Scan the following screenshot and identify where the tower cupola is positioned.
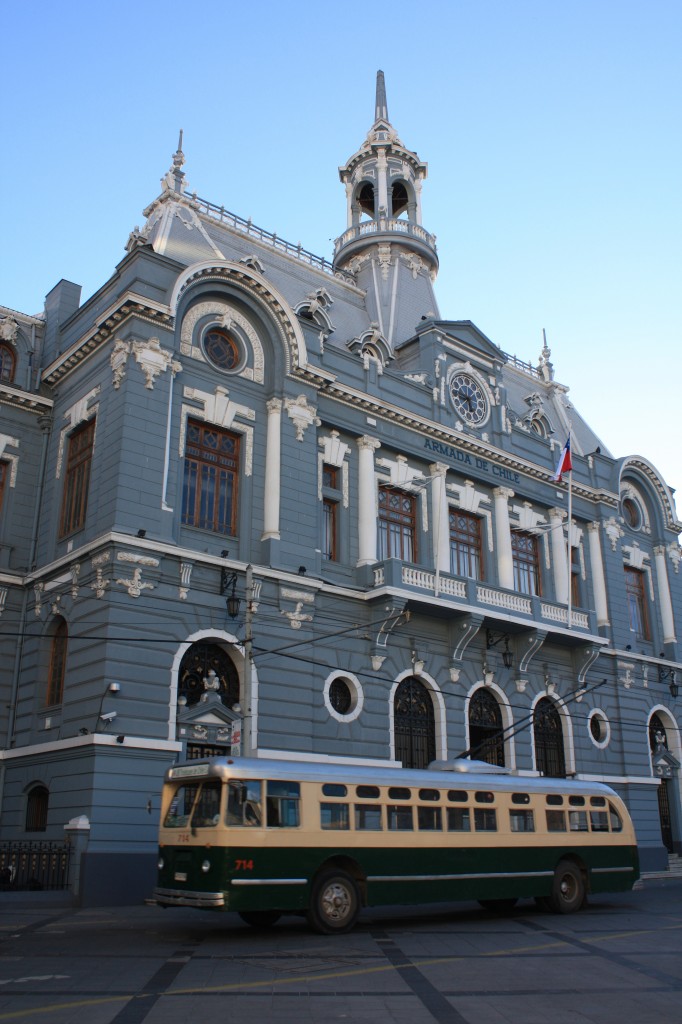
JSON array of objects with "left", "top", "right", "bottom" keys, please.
[{"left": 333, "top": 71, "right": 439, "bottom": 346}]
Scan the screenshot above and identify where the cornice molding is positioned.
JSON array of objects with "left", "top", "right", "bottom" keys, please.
[{"left": 0, "top": 382, "right": 53, "bottom": 415}]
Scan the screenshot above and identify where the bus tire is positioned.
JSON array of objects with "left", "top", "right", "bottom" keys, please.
[
  {"left": 238, "top": 910, "right": 281, "bottom": 928},
  {"left": 307, "top": 870, "right": 360, "bottom": 934},
  {"left": 547, "top": 861, "right": 585, "bottom": 914},
  {"left": 478, "top": 898, "right": 518, "bottom": 913}
]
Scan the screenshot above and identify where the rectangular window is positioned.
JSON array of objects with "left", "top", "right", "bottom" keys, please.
[
  {"left": 449, "top": 510, "right": 483, "bottom": 579},
  {"left": 546, "top": 809, "right": 567, "bottom": 832},
  {"left": 569, "top": 810, "right": 588, "bottom": 832},
  {"left": 447, "top": 807, "right": 471, "bottom": 831},
  {"left": 322, "top": 498, "right": 338, "bottom": 561},
  {"left": 590, "top": 811, "right": 610, "bottom": 832},
  {"left": 0, "top": 460, "right": 8, "bottom": 515},
  {"left": 266, "top": 780, "right": 300, "bottom": 828},
  {"left": 624, "top": 567, "right": 650, "bottom": 641},
  {"left": 226, "top": 779, "right": 262, "bottom": 826},
  {"left": 387, "top": 805, "right": 414, "bottom": 830},
  {"left": 182, "top": 419, "right": 240, "bottom": 535},
  {"left": 509, "top": 809, "right": 535, "bottom": 832},
  {"left": 321, "top": 803, "right": 350, "bottom": 830},
  {"left": 512, "top": 531, "right": 541, "bottom": 596},
  {"left": 355, "top": 804, "right": 382, "bottom": 830},
  {"left": 378, "top": 485, "right": 416, "bottom": 562},
  {"left": 570, "top": 546, "right": 582, "bottom": 608},
  {"left": 417, "top": 805, "right": 442, "bottom": 831},
  {"left": 474, "top": 808, "right": 497, "bottom": 831},
  {"left": 59, "top": 419, "right": 95, "bottom": 537}
]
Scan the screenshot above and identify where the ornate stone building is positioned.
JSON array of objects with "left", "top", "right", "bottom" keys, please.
[{"left": 1, "top": 73, "right": 680, "bottom": 903}]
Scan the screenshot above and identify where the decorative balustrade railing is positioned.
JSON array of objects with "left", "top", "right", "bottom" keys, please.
[
  {"left": 0, "top": 840, "right": 71, "bottom": 891},
  {"left": 333, "top": 218, "right": 437, "bottom": 254}
]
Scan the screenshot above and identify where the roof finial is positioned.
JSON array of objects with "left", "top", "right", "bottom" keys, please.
[
  {"left": 538, "top": 328, "right": 554, "bottom": 382},
  {"left": 375, "top": 69, "right": 388, "bottom": 124},
  {"left": 162, "top": 129, "right": 187, "bottom": 194}
]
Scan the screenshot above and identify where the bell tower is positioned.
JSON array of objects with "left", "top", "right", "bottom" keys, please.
[{"left": 333, "top": 71, "right": 440, "bottom": 347}]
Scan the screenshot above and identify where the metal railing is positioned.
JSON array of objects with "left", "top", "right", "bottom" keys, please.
[{"left": 0, "top": 840, "right": 71, "bottom": 891}]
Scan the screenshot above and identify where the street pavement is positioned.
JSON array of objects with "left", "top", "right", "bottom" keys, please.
[{"left": 0, "top": 878, "right": 681, "bottom": 1024}]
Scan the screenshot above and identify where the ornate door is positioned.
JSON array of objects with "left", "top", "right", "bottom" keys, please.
[
  {"left": 533, "top": 697, "right": 566, "bottom": 777},
  {"left": 468, "top": 688, "right": 505, "bottom": 766}
]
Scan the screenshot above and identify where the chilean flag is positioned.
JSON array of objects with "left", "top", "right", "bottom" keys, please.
[{"left": 554, "top": 435, "right": 573, "bottom": 482}]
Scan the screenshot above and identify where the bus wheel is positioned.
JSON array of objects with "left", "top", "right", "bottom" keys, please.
[
  {"left": 478, "top": 898, "right": 518, "bottom": 913},
  {"left": 238, "top": 911, "right": 281, "bottom": 928},
  {"left": 308, "top": 871, "right": 359, "bottom": 934},
  {"left": 547, "top": 861, "right": 585, "bottom": 914}
]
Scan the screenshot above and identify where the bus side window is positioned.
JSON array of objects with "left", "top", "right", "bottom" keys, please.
[
  {"left": 355, "top": 805, "right": 382, "bottom": 830},
  {"left": 546, "top": 810, "right": 566, "bottom": 832},
  {"left": 590, "top": 811, "right": 609, "bottom": 832},
  {"left": 474, "top": 809, "right": 497, "bottom": 831},
  {"left": 226, "top": 780, "right": 262, "bottom": 827},
  {"left": 417, "top": 805, "right": 442, "bottom": 831},
  {"left": 569, "top": 810, "right": 588, "bottom": 831},
  {"left": 509, "top": 809, "right": 534, "bottom": 832},
  {"left": 387, "top": 805, "right": 413, "bottom": 830},
  {"left": 266, "top": 781, "right": 300, "bottom": 828},
  {"left": 608, "top": 803, "right": 623, "bottom": 832},
  {"left": 321, "top": 803, "right": 350, "bottom": 830},
  {"left": 447, "top": 807, "right": 471, "bottom": 831}
]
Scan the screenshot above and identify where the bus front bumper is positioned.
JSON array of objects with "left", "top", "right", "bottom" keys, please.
[{"left": 153, "top": 887, "right": 225, "bottom": 909}]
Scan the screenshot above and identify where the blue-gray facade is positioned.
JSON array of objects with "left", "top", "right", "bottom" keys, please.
[{"left": 1, "top": 75, "right": 680, "bottom": 904}]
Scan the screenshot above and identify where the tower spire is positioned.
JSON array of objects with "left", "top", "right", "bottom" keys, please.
[{"left": 375, "top": 69, "right": 388, "bottom": 124}]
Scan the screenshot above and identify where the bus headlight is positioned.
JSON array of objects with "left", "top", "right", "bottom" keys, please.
[
  {"left": 201, "top": 859, "right": 211, "bottom": 873},
  {"left": 157, "top": 857, "right": 164, "bottom": 870}
]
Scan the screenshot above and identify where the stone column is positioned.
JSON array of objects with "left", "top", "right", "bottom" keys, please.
[
  {"left": 587, "top": 522, "right": 609, "bottom": 627},
  {"left": 549, "top": 507, "right": 569, "bottom": 605},
  {"left": 654, "top": 545, "right": 676, "bottom": 644},
  {"left": 262, "top": 398, "right": 282, "bottom": 540},
  {"left": 429, "top": 462, "right": 450, "bottom": 573},
  {"left": 357, "top": 435, "right": 381, "bottom": 566},
  {"left": 493, "top": 486, "right": 515, "bottom": 590}
]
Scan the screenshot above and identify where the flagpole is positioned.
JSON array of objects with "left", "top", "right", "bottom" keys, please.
[{"left": 567, "top": 464, "right": 573, "bottom": 630}]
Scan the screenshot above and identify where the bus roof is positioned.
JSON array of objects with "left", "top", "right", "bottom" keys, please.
[{"left": 165, "top": 756, "right": 621, "bottom": 799}]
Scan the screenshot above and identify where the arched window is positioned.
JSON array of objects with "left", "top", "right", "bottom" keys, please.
[
  {"left": 468, "top": 688, "right": 505, "bottom": 766},
  {"left": 649, "top": 713, "right": 674, "bottom": 853},
  {"left": 177, "top": 642, "right": 239, "bottom": 709},
  {"left": 533, "top": 697, "right": 566, "bottom": 777},
  {"left": 26, "top": 785, "right": 49, "bottom": 832},
  {"left": 0, "top": 343, "right": 16, "bottom": 384},
  {"left": 357, "top": 182, "right": 375, "bottom": 218},
  {"left": 391, "top": 181, "right": 409, "bottom": 217},
  {"left": 393, "top": 676, "right": 435, "bottom": 769},
  {"left": 46, "top": 618, "right": 68, "bottom": 706}
]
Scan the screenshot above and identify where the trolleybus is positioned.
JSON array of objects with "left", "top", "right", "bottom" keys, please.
[{"left": 153, "top": 755, "right": 639, "bottom": 933}]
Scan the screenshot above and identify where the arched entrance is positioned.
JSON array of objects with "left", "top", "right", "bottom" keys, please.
[
  {"left": 649, "top": 714, "right": 675, "bottom": 853},
  {"left": 533, "top": 697, "right": 566, "bottom": 777},
  {"left": 468, "top": 688, "right": 505, "bottom": 766},
  {"left": 393, "top": 677, "right": 436, "bottom": 769},
  {"left": 177, "top": 642, "right": 240, "bottom": 759}
]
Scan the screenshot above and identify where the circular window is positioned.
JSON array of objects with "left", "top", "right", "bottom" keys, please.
[
  {"left": 588, "top": 710, "right": 610, "bottom": 749},
  {"left": 202, "top": 327, "right": 242, "bottom": 372},
  {"left": 324, "top": 672, "right": 363, "bottom": 722},
  {"left": 622, "top": 497, "right": 641, "bottom": 530}
]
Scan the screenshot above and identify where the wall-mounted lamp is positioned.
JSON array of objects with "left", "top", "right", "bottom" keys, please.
[
  {"left": 220, "top": 570, "right": 241, "bottom": 619},
  {"left": 659, "top": 665, "right": 679, "bottom": 700},
  {"left": 486, "top": 630, "right": 513, "bottom": 669}
]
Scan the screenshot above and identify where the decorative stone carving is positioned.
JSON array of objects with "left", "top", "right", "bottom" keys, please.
[
  {"left": 603, "top": 517, "right": 624, "bottom": 551},
  {"left": 90, "top": 552, "right": 110, "bottom": 599},
  {"left": 110, "top": 339, "right": 131, "bottom": 389},
  {"left": 132, "top": 337, "right": 181, "bottom": 390},
  {"left": 377, "top": 243, "right": 392, "bottom": 280},
  {"left": 0, "top": 588, "right": 7, "bottom": 617},
  {"left": 284, "top": 395, "right": 319, "bottom": 442},
  {"left": 33, "top": 583, "right": 44, "bottom": 617},
  {"left": 280, "top": 587, "right": 314, "bottom": 630},
  {"left": 117, "top": 551, "right": 160, "bottom": 567},
  {"left": 668, "top": 542, "right": 681, "bottom": 574},
  {"left": 179, "top": 562, "right": 192, "bottom": 600},
  {"left": 0, "top": 317, "right": 18, "bottom": 342},
  {"left": 116, "top": 567, "right": 154, "bottom": 598},
  {"left": 70, "top": 563, "right": 81, "bottom": 599}
]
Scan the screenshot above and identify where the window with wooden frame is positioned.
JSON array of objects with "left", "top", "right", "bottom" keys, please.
[
  {"left": 449, "top": 510, "right": 483, "bottom": 579},
  {"left": 511, "top": 530, "right": 541, "bottom": 596},
  {"left": 59, "top": 418, "right": 95, "bottom": 537},
  {"left": 25, "top": 785, "right": 49, "bottom": 833},
  {"left": 378, "top": 485, "right": 416, "bottom": 562},
  {"left": 0, "top": 343, "right": 16, "bottom": 384},
  {"left": 182, "top": 419, "right": 240, "bottom": 535},
  {"left": 46, "top": 618, "right": 68, "bottom": 706},
  {"left": 570, "top": 544, "right": 583, "bottom": 608},
  {"left": 625, "top": 566, "right": 650, "bottom": 641},
  {"left": 321, "top": 464, "right": 340, "bottom": 561}
]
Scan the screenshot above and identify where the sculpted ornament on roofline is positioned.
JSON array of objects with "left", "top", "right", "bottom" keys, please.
[
  {"left": 110, "top": 339, "right": 131, "bottom": 389},
  {"left": 132, "top": 337, "right": 182, "bottom": 389}
]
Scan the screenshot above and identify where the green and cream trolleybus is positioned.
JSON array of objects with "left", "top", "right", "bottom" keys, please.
[{"left": 153, "top": 756, "right": 639, "bottom": 933}]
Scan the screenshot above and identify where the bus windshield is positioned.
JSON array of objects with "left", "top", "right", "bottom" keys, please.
[{"left": 163, "top": 780, "right": 222, "bottom": 829}]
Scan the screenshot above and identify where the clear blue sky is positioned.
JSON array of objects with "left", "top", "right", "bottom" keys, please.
[{"left": 3, "top": 0, "right": 680, "bottom": 498}]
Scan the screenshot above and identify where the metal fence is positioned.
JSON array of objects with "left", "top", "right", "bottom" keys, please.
[{"left": 0, "top": 840, "right": 71, "bottom": 891}]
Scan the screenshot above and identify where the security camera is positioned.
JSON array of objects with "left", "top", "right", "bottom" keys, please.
[{"left": 100, "top": 711, "right": 117, "bottom": 722}]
